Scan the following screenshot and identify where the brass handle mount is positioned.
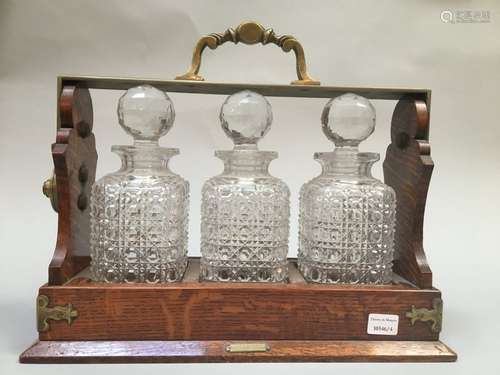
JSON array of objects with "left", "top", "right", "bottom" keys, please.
[{"left": 175, "top": 21, "right": 320, "bottom": 86}]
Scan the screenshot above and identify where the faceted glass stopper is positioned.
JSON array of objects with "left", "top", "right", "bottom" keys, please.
[
  {"left": 117, "top": 85, "right": 175, "bottom": 143},
  {"left": 220, "top": 90, "right": 272, "bottom": 147},
  {"left": 321, "top": 93, "right": 375, "bottom": 147}
]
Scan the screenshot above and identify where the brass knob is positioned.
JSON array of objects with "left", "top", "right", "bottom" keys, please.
[{"left": 42, "top": 174, "right": 58, "bottom": 212}]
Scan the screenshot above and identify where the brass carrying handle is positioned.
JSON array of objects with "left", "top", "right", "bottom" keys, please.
[{"left": 175, "top": 21, "right": 320, "bottom": 85}]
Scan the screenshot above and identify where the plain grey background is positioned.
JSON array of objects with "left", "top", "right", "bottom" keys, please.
[{"left": 1, "top": 0, "right": 499, "bottom": 373}]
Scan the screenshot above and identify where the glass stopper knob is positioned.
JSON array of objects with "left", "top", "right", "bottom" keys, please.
[
  {"left": 220, "top": 90, "right": 272, "bottom": 147},
  {"left": 117, "top": 85, "right": 175, "bottom": 143},
  {"left": 321, "top": 93, "right": 375, "bottom": 147}
]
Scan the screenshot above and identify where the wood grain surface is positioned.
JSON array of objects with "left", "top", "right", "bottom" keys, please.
[
  {"left": 49, "top": 85, "right": 97, "bottom": 285},
  {"left": 20, "top": 340, "right": 456, "bottom": 363},
  {"left": 38, "top": 260, "right": 441, "bottom": 341},
  {"left": 383, "top": 97, "right": 433, "bottom": 288}
]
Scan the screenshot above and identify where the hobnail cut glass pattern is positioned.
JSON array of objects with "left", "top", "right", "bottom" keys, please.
[
  {"left": 298, "top": 93, "right": 396, "bottom": 284},
  {"left": 200, "top": 90, "right": 290, "bottom": 282},
  {"left": 200, "top": 162, "right": 290, "bottom": 282},
  {"left": 90, "top": 165, "right": 189, "bottom": 283},
  {"left": 298, "top": 174, "right": 396, "bottom": 284},
  {"left": 90, "top": 85, "right": 189, "bottom": 283}
]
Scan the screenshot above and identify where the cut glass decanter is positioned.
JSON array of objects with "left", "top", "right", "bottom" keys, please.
[
  {"left": 200, "top": 90, "right": 290, "bottom": 282},
  {"left": 298, "top": 93, "right": 396, "bottom": 284},
  {"left": 90, "top": 85, "right": 189, "bottom": 283}
]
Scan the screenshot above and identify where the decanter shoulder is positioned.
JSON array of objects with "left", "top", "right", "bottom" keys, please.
[
  {"left": 300, "top": 176, "right": 395, "bottom": 200},
  {"left": 92, "top": 172, "right": 123, "bottom": 189},
  {"left": 93, "top": 171, "right": 189, "bottom": 194},
  {"left": 202, "top": 175, "right": 289, "bottom": 199}
]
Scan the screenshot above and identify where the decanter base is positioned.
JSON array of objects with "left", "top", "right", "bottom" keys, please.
[
  {"left": 298, "top": 256, "right": 392, "bottom": 284},
  {"left": 90, "top": 259, "right": 188, "bottom": 283},
  {"left": 200, "top": 259, "right": 288, "bottom": 283}
]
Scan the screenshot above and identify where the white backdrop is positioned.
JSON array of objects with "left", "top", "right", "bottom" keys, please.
[{"left": 1, "top": 0, "right": 499, "bottom": 374}]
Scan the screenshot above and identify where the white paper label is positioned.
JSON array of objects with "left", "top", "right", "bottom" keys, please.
[{"left": 367, "top": 314, "right": 399, "bottom": 335}]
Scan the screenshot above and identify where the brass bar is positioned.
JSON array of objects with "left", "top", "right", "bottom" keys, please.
[{"left": 59, "top": 75, "right": 431, "bottom": 103}]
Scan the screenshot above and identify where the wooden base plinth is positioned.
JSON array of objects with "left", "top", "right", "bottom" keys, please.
[
  {"left": 24, "top": 259, "right": 456, "bottom": 363},
  {"left": 36, "top": 259, "right": 442, "bottom": 342},
  {"left": 20, "top": 340, "right": 457, "bottom": 363}
]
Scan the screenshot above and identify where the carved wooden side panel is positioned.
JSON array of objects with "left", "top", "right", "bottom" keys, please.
[
  {"left": 383, "top": 97, "right": 433, "bottom": 288},
  {"left": 49, "top": 85, "right": 97, "bottom": 285}
]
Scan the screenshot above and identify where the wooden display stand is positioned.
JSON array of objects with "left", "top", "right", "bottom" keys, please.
[{"left": 20, "top": 22, "right": 456, "bottom": 363}]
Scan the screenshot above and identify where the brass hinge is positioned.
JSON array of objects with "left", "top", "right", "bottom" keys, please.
[
  {"left": 406, "top": 298, "right": 442, "bottom": 333},
  {"left": 37, "top": 295, "right": 78, "bottom": 332},
  {"left": 225, "top": 342, "right": 270, "bottom": 353}
]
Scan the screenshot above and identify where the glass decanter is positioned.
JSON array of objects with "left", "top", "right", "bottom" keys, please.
[
  {"left": 200, "top": 90, "right": 290, "bottom": 282},
  {"left": 298, "top": 93, "right": 396, "bottom": 284},
  {"left": 90, "top": 85, "right": 189, "bottom": 283}
]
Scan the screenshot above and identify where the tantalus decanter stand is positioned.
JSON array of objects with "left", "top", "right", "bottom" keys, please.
[{"left": 20, "top": 21, "right": 456, "bottom": 363}]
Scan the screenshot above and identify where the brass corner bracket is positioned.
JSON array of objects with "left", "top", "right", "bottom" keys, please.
[
  {"left": 37, "top": 295, "right": 78, "bottom": 332},
  {"left": 175, "top": 21, "right": 320, "bottom": 85},
  {"left": 406, "top": 298, "right": 442, "bottom": 333}
]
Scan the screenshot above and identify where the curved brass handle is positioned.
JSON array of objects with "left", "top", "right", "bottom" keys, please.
[
  {"left": 175, "top": 21, "right": 320, "bottom": 85},
  {"left": 42, "top": 173, "right": 58, "bottom": 212}
]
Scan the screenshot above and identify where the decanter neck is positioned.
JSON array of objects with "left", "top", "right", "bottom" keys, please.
[
  {"left": 315, "top": 147, "right": 379, "bottom": 182},
  {"left": 112, "top": 145, "right": 179, "bottom": 172},
  {"left": 215, "top": 150, "right": 277, "bottom": 178}
]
